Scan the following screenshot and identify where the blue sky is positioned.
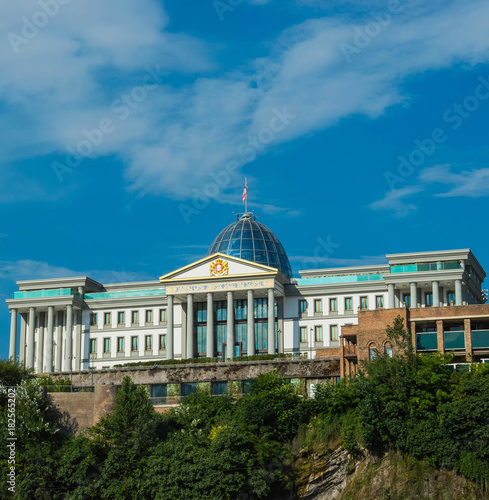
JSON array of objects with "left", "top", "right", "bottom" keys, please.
[{"left": 1, "top": 0, "right": 489, "bottom": 357}]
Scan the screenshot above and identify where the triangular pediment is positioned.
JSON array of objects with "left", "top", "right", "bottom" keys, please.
[{"left": 160, "top": 253, "right": 278, "bottom": 283}]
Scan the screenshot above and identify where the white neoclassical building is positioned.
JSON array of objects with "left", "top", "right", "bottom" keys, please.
[{"left": 6, "top": 213, "right": 486, "bottom": 373}]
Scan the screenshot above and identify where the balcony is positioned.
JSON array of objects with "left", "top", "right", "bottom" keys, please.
[
  {"left": 472, "top": 330, "right": 489, "bottom": 349},
  {"left": 416, "top": 333, "right": 437, "bottom": 351},
  {"left": 391, "top": 261, "right": 460, "bottom": 273},
  {"left": 444, "top": 331, "right": 465, "bottom": 350},
  {"left": 14, "top": 288, "right": 81, "bottom": 299}
]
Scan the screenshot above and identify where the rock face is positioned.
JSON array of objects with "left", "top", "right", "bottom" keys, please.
[
  {"left": 294, "top": 448, "right": 487, "bottom": 500},
  {"left": 295, "top": 447, "right": 351, "bottom": 500}
]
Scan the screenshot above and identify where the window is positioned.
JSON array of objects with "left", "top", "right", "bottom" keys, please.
[
  {"left": 159, "top": 334, "right": 166, "bottom": 350},
  {"left": 299, "top": 300, "right": 308, "bottom": 314},
  {"left": 117, "top": 311, "right": 125, "bottom": 325},
  {"left": 145, "top": 309, "right": 153, "bottom": 323},
  {"left": 344, "top": 297, "right": 353, "bottom": 311},
  {"left": 159, "top": 309, "right": 167, "bottom": 322},
  {"left": 448, "top": 292, "right": 455, "bottom": 305},
  {"left": 314, "top": 326, "right": 323, "bottom": 342},
  {"left": 117, "top": 337, "right": 124, "bottom": 353},
  {"left": 314, "top": 299, "right": 322, "bottom": 313},
  {"left": 103, "top": 338, "right": 110, "bottom": 354},
  {"left": 330, "top": 325, "right": 338, "bottom": 341},
  {"left": 145, "top": 335, "right": 153, "bottom": 351},
  {"left": 369, "top": 344, "right": 377, "bottom": 360},
  {"left": 104, "top": 312, "right": 111, "bottom": 325},
  {"left": 402, "top": 294, "right": 411, "bottom": 307},
  {"left": 89, "top": 339, "right": 97, "bottom": 354},
  {"left": 90, "top": 313, "right": 97, "bottom": 326},
  {"left": 300, "top": 326, "right": 307, "bottom": 343},
  {"left": 360, "top": 296, "right": 368, "bottom": 310},
  {"left": 425, "top": 293, "right": 433, "bottom": 307},
  {"left": 131, "top": 311, "right": 139, "bottom": 324},
  {"left": 385, "top": 343, "right": 393, "bottom": 358},
  {"left": 376, "top": 296, "right": 384, "bottom": 309},
  {"left": 131, "top": 336, "right": 139, "bottom": 351},
  {"left": 329, "top": 298, "right": 337, "bottom": 312}
]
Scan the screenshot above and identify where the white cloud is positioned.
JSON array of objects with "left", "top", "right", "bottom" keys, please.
[
  {"left": 2, "top": 0, "right": 489, "bottom": 203},
  {"left": 369, "top": 186, "right": 423, "bottom": 217},
  {"left": 419, "top": 164, "right": 489, "bottom": 198}
]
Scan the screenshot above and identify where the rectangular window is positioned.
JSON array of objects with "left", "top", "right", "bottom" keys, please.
[
  {"left": 329, "top": 298, "right": 337, "bottom": 312},
  {"left": 159, "top": 309, "right": 167, "bottom": 322},
  {"left": 117, "top": 337, "right": 124, "bottom": 353},
  {"left": 159, "top": 334, "right": 166, "bottom": 350},
  {"left": 360, "top": 296, "right": 368, "bottom": 310},
  {"left": 314, "top": 299, "right": 322, "bottom": 313},
  {"left": 117, "top": 311, "right": 125, "bottom": 325},
  {"left": 403, "top": 294, "right": 411, "bottom": 307},
  {"left": 104, "top": 312, "right": 111, "bottom": 325},
  {"left": 131, "top": 336, "right": 139, "bottom": 352},
  {"left": 89, "top": 339, "right": 97, "bottom": 354},
  {"left": 145, "top": 309, "right": 153, "bottom": 323},
  {"left": 330, "top": 325, "right": 338, "bottom": 341},
  {"left": 90, "top": 313, "right": 97, "bottom": 326},
  {"left": 385, "top": 346, "right": 393, "bottom": 358},
  {"left": 103, "top": 338, "right": 110, "bottom": 354},
  {"left": 300, "top": 326, "right": 307, "bottom": 343},
  {"left": 314, "top": 326, "right": 323, "bottom": 342},
  {"left": 345, "top": 297, "right": 353, "bottom": 311},
  {"left": 299, "top": 299, "right": 308, "bottom": 314},
  {"left": 145, "top": 335, "right": 153, "bottom": 351},
  {"left": 448, "top": 292, "right": 455, "bottom": 305},
  {"left": 425, "top": 293, "right": 433, "bottom": 307},
  {"left": 376, "top": 296, "right": 384, "bottom": 309},
  {"left": 131, "top": 311, "right": 139, "bottom": 324}
]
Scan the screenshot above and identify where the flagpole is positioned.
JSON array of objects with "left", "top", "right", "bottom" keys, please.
[{"left": 245, "top": 177, "right": 248, "bottom": 213}]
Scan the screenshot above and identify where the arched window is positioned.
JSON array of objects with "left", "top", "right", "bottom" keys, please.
[
  {"left": 384, "top": 342, "right": 393, "bottom": 358},
  {"left": 368, "top": 342, "right": 378, "bottom": 360}
]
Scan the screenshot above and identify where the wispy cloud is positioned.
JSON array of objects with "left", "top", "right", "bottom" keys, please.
[
  {"left": 2, "top": 0, "right": 489, "bottom": 202},
  {"left": 419, "top": 164, "right": 489, "bottom": 198},
  {"left": 289, "top": 254, "right": 386, "bottom": 266},
  {"left": 369, "top": 186, "right": 423, "bottom": 217}
]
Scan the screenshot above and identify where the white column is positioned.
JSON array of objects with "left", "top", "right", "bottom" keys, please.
[
  {"left": 206, "top": 293, "right": 214, "bottom": 358},
  {"left": 45, "top": 306, "right": 54, "bottom": 373},
  {"left": 186, "top": 294, "right": 194, "bottom": 359},
  {"left": 247, "top": 289, "right": 255, "bottom": 356},
  {"left": 26, "top": 307, "right": 36, "bottom": 369},
  {"left": 63, "top": 305, "right": 73, "bottom": 372},
  {"left": 75, "top": 311, "right": 81, "bottom": 371},
  {"left": 455, "top": 279, "right": 463, "bottom": 306},
  {"left": 226, "top": 291, "right": 234, "bottom": 360},
  {"left": 9, "top": 309, "right": 18, "bottom": 361},
  {"left": 432, "top": 281, "right": 440, "bottom": 307},
  {"left": 55, "top": 311, "right": 63, "bottom": 372},
  {"left": 443, "top": 287, "right": 448, "bottom": 306},
  {"left": 37, "top": 312, "right": 45, "bottom": 372},
  {"left": 387, "top": 284, "right": 395, "bottom": 309},
  {"left": 167, "top": 295, "right": 174, "bottom": 360},
  {"left": 410, "top": 283, "right": 418, "bottom": 309},
  {"left": 19, "top": 314, "right": 26, "bottom": 366},
  {"left": 267, "top": 288, "right": 275, "bottom": 355}
]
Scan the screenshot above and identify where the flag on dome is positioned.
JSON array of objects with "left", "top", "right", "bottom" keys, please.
[{"left": 242, "top": 179, "right": 248, "bottom": 202}]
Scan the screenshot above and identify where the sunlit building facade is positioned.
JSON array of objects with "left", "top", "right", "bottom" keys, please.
[{"left": 6, "top": 213, "right": 487, "bottom": 373}]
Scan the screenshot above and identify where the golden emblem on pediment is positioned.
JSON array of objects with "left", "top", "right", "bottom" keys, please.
[{"left": 210, "top": 259, "right": 229, "bottom": 276}]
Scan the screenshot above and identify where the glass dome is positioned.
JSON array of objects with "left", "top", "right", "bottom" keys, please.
[{"left": 207, "top": 213, "right": 292, "bottom": 278}]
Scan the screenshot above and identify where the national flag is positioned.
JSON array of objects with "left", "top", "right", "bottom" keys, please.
[{"left": 242, "top": 180, "right": 248, "bottom": 202}]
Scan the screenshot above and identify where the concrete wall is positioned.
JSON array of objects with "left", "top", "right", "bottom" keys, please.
[{"left": 50, "top": 359, "right": 340, "bottom": 387}]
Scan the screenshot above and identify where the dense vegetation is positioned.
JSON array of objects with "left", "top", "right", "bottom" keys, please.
[{"left": 1, "top": 316, "right": 488, "bottom": 498}]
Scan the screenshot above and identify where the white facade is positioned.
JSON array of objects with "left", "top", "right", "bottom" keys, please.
[{"left": 6, "top": 248, "right": 486, "bottom": 373}]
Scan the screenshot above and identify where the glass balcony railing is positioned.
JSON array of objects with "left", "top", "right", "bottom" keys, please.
[
  {"left": 14, "top": 288, "right": 81, "bottom": 299},
  {"left": 390, "top": 261, "right": 461, "bottom": 273},
  {"left": 297, "top": 274, "right": 384, "bottom": 286},
  {"left": 416, "top": 333, "right": 438, "bottom": 351},
  {"left": 471, "top": 330, "right": 489, "bottom": 349},
  {"left": 444, "top": 331, "right": 465, "bottom": 350},
  {"left": 84, "top": 289, "right": 166, "bottom": 300}
]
